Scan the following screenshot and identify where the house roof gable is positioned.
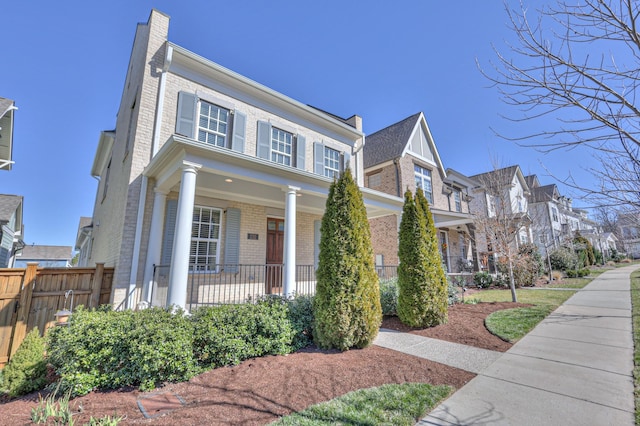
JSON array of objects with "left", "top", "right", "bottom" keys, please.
[
  {"left": 0, "top": 194, "right": 23, "bottom": 227},
  {"left": 363, "top": 112, "right": 446, "bottom": 174},
  {"left": 18, "top": 245, "right": 73, "bottom": 261}
]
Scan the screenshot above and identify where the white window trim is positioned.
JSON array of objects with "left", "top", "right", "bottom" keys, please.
[
  {"left": 414, "top": 164, "right": 433, "bottom": 203},
  {"left": 271, "top": 126, "right": 293, "bottom": 166},
  {"left": 197, "top": 100, "right": 231, "bottom": 148},
  {"left": 190, "top": 205, "right": 223, "bottom": 272},
  {"left": 324, "top": 146, "right": 340, "bottom": 178}
]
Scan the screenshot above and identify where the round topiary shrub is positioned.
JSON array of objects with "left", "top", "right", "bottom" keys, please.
[{"left": 473, "top": 271, "right": 493, "bottom": 288}]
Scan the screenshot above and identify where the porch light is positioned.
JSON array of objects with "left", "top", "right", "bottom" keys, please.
[
  {"left": 54, "top": 290, "right": 74, "bottom": 326},
  {"left": 225, "top": 178, "right": 233, "bottom": 183}
]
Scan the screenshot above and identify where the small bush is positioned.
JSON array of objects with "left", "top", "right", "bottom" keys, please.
[
  {"left": 47, "top": 306, "right": 199, "bottom": 396},
  {"left": 380, "top": 278, "right": 399, "bottom": 315},
  {"left": 447, "top": 279, "right": 460, "bottom": 305},
  {"left": 566, "top": 269, "right": 578, "bottom": 278},
  {"left": 549, "top": 247, "right": 580, "bottom": 271},
  {"left": 578, "top": 268, "right": 590, "bottom": 277},
  {"left": 191, "top": 299, "right": 296, "bottom": 368},
  {"left": 2, "top": 328, "right": 48, "bottom": 397},
  {"left": 474, "top": 271, "right": 493, "bottom": 289},
  {"left": 286, "top": 294, "right": 314, "bottom": 350}
]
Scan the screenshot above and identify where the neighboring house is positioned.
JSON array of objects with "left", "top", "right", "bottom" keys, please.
[
  {"left": 0, "top": 97, "right": 17, "bottom": 171},
  {"left": 0, "top": 194, "right": 24, "bottom": 267},
  {"left": 86, "top": 10, "right": 402, "bottom": 310},
  {"left": 600, "top": 232, "right": 619, "bottom": 259},
  {"left": 468, "top": 166, "right": 533, "bottom": 271},
  {"left": 13, "top": 245, "right": 73, "bottom": 268},
  {"left": 526, "top": 175, "right": 563, "bottom": 254},
  {"left": 618, "top": 212, "right": 640, "bottom": 259},
  {"left": 362, "top": 112, "right": 475, "bottom": 273},
  {"left": 75, "top": 216, "right": 93, "bottom": 267}
]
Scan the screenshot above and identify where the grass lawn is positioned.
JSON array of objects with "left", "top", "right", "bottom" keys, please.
[
  {"left": 469, "top": 289, "right": 576, "bottom": 342},
  {"left": 272, "top": 383, "right": 452, "bottom": 425},
  {"left": 546, "top": 278, "right": 591, "bottom": 289},
  {"left": 630, "top": 270, "right": 640, "bottom": 424}
]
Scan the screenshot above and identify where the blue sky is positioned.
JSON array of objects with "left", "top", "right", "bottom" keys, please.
[{"left": 1, "top": 1, "right": 595, "bottom": 247}]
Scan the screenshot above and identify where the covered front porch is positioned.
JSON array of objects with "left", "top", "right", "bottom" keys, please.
[{"left": 132, "top": 136, "right": 403, "bottom": 310}]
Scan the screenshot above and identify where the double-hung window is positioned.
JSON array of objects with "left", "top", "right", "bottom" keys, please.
[
  {"left": 414, "top": 165, "right": 433, "bottom": 203},
  {"left": 324, "top": 146, "right": 341, "bottom": 178},
  {"left": 271, "top": 127, "right": 293, "bottom": 166},
  {"left": 198, "top": 101, "right": 230, "bottom": 147},
  {"left": 453, "top": 189, "right": 462, "bottom": 212},
  {"left": 190, "top": 206, "right": 222, "bottom": 271}
]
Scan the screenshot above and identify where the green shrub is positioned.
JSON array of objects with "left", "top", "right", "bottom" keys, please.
[
  {"left": 286, "top": 294, "right": 314, "bottom": 350},
  {"left": 2, "top": 328, "right": 48, "bottom": 397},
  {"left": 578, "top": 268, "right": 590, "bottom": 277},
  {"left": 447, "top": 279, "right": 460, "bottom": 305},
  {"left": 47, "top": 306, "right": 199, "bottom": 396},
  {"left": 550, "top": 247, "right": 580, "bottom": 271},
  {"left": 474, "top": 271, "right": 493, "bottom": 288},
  {"left": 313, "top": 168, "right": 382, "bottom": 350},
  {"left": 566, "top": 269, "right": 578, "bottom": 278},
  {"left": 191, "top": 299, "right": 295, "bottom": 368},
  {"left": 380, "top": 278, "right": 399, "bottom": 316}
]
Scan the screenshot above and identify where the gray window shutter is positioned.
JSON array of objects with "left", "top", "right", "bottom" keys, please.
[
  {"left": 296, "top": 135, "right": 306, "bottom": 170},
  {"left": 224, "top": 208, "right": 241, "bottom": 273},
  {"left": 257, "top": 121, "right": 271, "bottom": 160},
  {"left": 161, "top": 199, "right": 178, "bottom": 265},
  {"left": 176, "top": 92, "right": 197, "bottom": 138},
  {"left": 342, "top": 151, "right": 351, "bottom": 174},
  {"left": 314, "top": 220, "right": 321, "bottom": 269},
  {"left": 231, "top": 111, "right": 246, "bottom": 153},
  {"left": 314, "top": 142, "right": 324, "bottom": 175}
]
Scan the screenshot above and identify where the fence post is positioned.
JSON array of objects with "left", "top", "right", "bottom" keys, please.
[
  {"left": 90, "top": 263, "right": 105, "bottom": 308},
  {"left": 10, "top": 262, "right": 38, "bottom": 358}
]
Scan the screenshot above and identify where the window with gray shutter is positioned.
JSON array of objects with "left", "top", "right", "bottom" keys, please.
[
  {"left": 231, "top": 111, "right": 246, "bottom": 153},
  {"left": 257, "top": 121, "right": 271, "bottom": 160},
  {"left": 314, "top": 142, "right": 324, "bottom": 175},
  {"left": 296, "top": 135, "right": 306, "bottom": 170},
  {"left": 176, "top": 92, "right": 197, "bottom": 138},
  {"left": 224, "top": 208, "right": 241, "bottom": 273}
]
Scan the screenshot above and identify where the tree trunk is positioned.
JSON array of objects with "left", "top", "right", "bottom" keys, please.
[{"left": 508, "top": 259, "right": 518, "bottom": 303}]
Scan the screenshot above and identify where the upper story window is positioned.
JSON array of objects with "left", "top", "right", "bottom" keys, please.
[
  {"left": 198, "top": 101, "right": 230, "bottom": 147},
  {"left": 271, "top": 127, "right": 293, "bottom": 166},
  {"left": 453, "top": 189, "right": 462, "bottom": 212},
  {"left": 368, "top": 172, "right": 381, "bottom": 188},
  {"left": 414, "top": 165, "right": 433, "bottom": 204},
  {"left": 176, "top": 91, "right": 246, "bottom": 153},
  {"left": 551, "top": 206, "right": 559, "bottom": 222},
  {"left": 191, "top": 206, "right": 222, "bottom": 272},
  {"left": 324, "top": 146, "right": 341, "bottom": 179}
]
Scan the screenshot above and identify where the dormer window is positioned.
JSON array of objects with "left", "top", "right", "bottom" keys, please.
[{"left": 453, "top": 189, "right": 462, "bottom": 212}]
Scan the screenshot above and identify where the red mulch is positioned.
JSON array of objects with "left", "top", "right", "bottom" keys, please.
[{"left": 0, "top": 301, "right": 524, "bottom": 425}]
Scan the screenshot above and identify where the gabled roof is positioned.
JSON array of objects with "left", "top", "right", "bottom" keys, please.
[
  {"left": 524, "top": 174, "right": 540, "bottom": 189},
  {"left": 75, "top": 216, "right": 93, "bottom": 250},
  {"left": 363, "top": 112, "right": 446, "bottom": 175},
  {"left": 469, "top": 165, "right": 531, "bottom": 194},
  {"left": 529, "top": 184, "right": 559, "bottom": 204},
  {"left": 0, "top": 194, "right": 23, "bottom": 225},
  {"left": 17, "top": 245, "right": 72, "bottom": 261}
]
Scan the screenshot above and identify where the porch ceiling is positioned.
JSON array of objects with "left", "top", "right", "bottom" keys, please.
[
  {"left": 144, "top": 136, "right": 403, "bottom": 218},
  {"left": 431, "top": 208, "right": 475, "bottom": 229}
]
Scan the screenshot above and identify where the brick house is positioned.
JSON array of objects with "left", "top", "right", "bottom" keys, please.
[
  {"left": 85, "top": 10, "right": 402, "bottom": 310},
  {"left": 362, "top": 112, "right": 476, "bottom": 273}
]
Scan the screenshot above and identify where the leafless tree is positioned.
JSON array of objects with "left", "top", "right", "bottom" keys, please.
[
  {"left": 481, "top": 0, "right": 640, "bottom": 210},
  {"left": 471, "top": 166, "right": 533, "bottom": 302}
]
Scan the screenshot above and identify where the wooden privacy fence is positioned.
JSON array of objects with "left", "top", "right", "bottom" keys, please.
[{"left": 0, "top": 263, "right": 114, "bottom": 367}]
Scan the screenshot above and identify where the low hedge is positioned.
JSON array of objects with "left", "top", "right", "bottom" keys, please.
[{"left": 47, "top": 295, "right": 314, "bottom": 397}]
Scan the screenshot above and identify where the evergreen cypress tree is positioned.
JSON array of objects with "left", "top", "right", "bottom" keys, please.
[
  {"left": 313, "top": 168, "right": 382, "bottom": 350},
  {"left": 397, "top": 188, "right": 448, "bottom": 327},
  {"left": 415, "top": 188, "right": 448, "bottom": 326}
]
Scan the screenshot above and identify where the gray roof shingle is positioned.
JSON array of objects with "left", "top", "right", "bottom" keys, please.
[
  {"left": 469, "top": 165, "right": 520, "bottom": 188},
  {"left": 363, "top": 113, "right": 421, "bottom": 169},
  {"left": 18, "top": 245, "right": 72, "bottom": 261},
  {"left": 0, "top": 194, "right": 23, "bottom": 223}
]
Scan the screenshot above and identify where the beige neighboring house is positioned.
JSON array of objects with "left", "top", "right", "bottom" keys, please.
[
  {"left": 0, "top": 97, "right": 17, "bottom": 171},
  {"left": 85, "top": 10, "right": 402, "bottom": 310},
  {"left": 618, "top": 212, "right": 640, "bottom": 259},
  {"left": 13, "top": 245, "right": 73, "bottom": 268},
  {"left": 0, "top": 194, "right": 24, "bottom": 267},
  {"left": 362, "top": 112, "right": 476, "bottom": 273}
]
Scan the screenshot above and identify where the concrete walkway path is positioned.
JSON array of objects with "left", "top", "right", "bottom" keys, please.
[{"left": 376, "top": 265, "right": 638, "bottom": 425}]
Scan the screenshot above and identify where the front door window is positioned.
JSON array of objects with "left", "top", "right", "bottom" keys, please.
[{"left": 266, "top": 218, "right": 284, "bottom": 293}]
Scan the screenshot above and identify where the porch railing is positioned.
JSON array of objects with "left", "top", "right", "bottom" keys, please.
[{"left": 149, "top": 263, "right": 473, "bottom": 310}]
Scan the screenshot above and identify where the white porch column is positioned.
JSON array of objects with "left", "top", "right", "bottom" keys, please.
[
  {"left": 141, "top": 188, "right": 168, "bottom": 305},
  {"left": 283, "top": 186, "right": 300, "bottom": 297},
  {"left": 167, "top": 162, "right": 201, "bottom": 310}
]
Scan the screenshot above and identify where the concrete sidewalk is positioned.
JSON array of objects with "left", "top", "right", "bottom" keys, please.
[{"left": 418, "top": 265, "right": 638, "bottom": 425}]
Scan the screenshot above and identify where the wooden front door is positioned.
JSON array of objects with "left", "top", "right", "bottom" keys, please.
[{"left": 266, "top": 218, "right": 284, "bottom": 293}]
